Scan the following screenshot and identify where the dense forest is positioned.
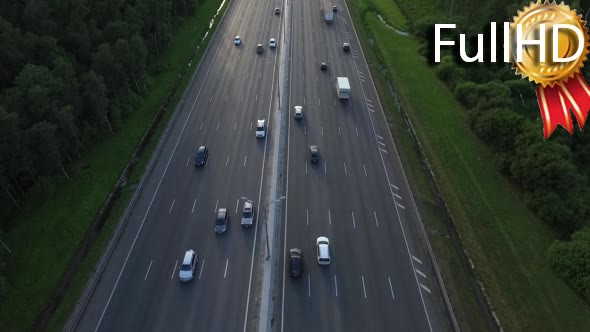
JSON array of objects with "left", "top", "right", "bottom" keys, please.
[
  {"left": 0, "top": 0, "right": 197, "bottom": 302},
  {"left": 403, "top": 0, "right": 590, "bottom": 301}
]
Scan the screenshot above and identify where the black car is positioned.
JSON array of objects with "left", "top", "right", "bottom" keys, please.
[
  {"left": 257, "top": 44, "right": 264, "bottom": 54},
  {"left": 215, "top": 208, "right": 229, "bottom": 234},
  {"left": 194, "top": 145, "right": 208, "bottom": 167},
  {"left": 320, "top": 62, "right": 327, "bottom": 70},
  {"left": 289, "top": 248, "right": 303, "bottom": 278},
  {"left": 342, "top": 43, "right": 350, "bottom": 52},
  {"left": 309, "top": 145, "right": 319, "bottom": 163},
  {"left": 274, "top": 7, "right": 280, "bottom": 15},
  {"left": 332, "top": 5, "right": 337, "bottom": 12}
]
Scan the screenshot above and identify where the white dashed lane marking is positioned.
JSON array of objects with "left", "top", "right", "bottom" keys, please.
[
  {"left": 168, "top": 199, "right": 175, "bottom": 214},
  {"left": 170, "top": 260, "right": 178, "bottom": 279},
  {"left": 144, "top": 260, "right": 153, "bottom": 280},
  {"left": 388, "top": 276, "right": 395, "bottom": 300},
  {"left": 199, "top": 259, "right": 205, "bottom": 279}
]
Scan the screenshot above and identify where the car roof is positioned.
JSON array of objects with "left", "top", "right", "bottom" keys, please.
[
  {"left": 182, "top": 250, "right": 194, "bottom": 265},
  {"left": 257, "top": 119, "right": 265, "bottom": 125},
  {"left": 217, "top": 208, "right": 227, "bottom": 219},
  {"left": 295, "top": 106, "right": 302, "bottom": 110},
  {"left": 317, "top": 236, "right": 329, "bottom": 243}
]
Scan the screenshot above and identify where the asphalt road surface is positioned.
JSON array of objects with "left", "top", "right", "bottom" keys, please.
[
  {"left": 73, "top": 0, "right": 454, "bottom": 330},
  {"left": 278, "top": 0, "right": 453, "bottom": 331},
  {"left": 75, "top": 0, "right": 283, "bottom": 330}
]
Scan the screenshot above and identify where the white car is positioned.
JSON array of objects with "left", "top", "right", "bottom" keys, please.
[
  {"left": 234, "top": 36, "right": 241, "bottom": 45},
  {"left": 269, "top": 38, "right": 277, "bottom": 48},
  {"left": 179, "top": 250, "right": 198, "bottom": 281},
  {"left": 294, "top": 106, "right": 303, "bottom": 119},
  {"left": 256, "top": 119, "right": 266, "bottom": 138},
  {"left": 316, "top": 237, "right": 330, "bottom": 265}
]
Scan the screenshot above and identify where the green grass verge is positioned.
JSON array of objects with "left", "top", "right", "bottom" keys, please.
[
  {"left": 346, "top": 0, "right": 590, "bottom": 330},
  {"left": 0, "top": 0, "right": 226, "bottom": 330}
]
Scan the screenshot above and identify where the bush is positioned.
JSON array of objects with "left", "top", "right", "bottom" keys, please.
[
  {"left": 547, "top": 227, "right": 590, "bottom": 302},
  {"left": 471, "top": 107, "right": 524, "bottom": 151},
  {"left": 435, "top": 55, "right": 467, "bottom": 89},
  {"left": 454, "top": 81, "right": 511, "bottom": 110}
]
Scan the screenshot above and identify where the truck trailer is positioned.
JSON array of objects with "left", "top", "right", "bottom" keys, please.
[
  {"left": 336, "top": 77, "right": 351, "bottom": 99},
  {"left": 321, "top": 1, "right": 334, "bottom": 22}
]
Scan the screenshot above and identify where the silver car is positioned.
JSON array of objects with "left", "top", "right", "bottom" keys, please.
[
  {"left": 240, "top": 201, "right": 255, "bottom": 227},
  {"left": 179, "top": 250, "right": 198, "bottom": 281},
  {"left": 294, "top": 106, "right": 303, "bottom": 119}
]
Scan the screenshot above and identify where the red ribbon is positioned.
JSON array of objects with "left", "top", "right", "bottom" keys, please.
[{"left": 536, "top": 73, "right": 590, "bottom": 139}]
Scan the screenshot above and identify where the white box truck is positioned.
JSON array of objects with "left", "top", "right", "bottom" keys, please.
[
  {"left": 321, "top": 1, "right": 334, "bottom": 22},
  {"left": 337, "top": 77, "right": 351, "bottom": 99}
]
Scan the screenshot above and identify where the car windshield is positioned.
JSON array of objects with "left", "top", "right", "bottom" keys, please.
[
  {"left": 180, "top": 263, "right": 191, "bottom": 271},
  {"left": 216, "top": 217, "right": 225, "bottom": 225},
  {"left": 243, "top": 211, "right": 252, "bottom": 218},
  {"left": 257, "top": 125, "right": 263, "bottom": 130}
]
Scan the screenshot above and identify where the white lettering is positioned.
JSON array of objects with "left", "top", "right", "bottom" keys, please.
[
  {"left": 460, "top": 34, "right": 484, "bottom": 62},
  {"left": 552, "top": 24, "right": 584, "bottom": 62},
  {"left": 490, "top": 22, "right": 496, "bottom": 62},
  {"left": 503, "top": 22, "right": 510, "bottom": 62},
  {"left": 516, "top": 23, "right": 545, "bottom": 62},
  {"left": 435, "top": 24, "right": 456, "bottom": 62}
]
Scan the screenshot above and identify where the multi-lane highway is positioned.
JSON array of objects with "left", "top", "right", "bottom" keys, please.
[
  {"left": 70, "top": 0, "right": 455, "bottom": 330},
  {"left": 278, "top": 0, "right": 452, "bottom": 331},
  {"left": 73, "top": 0, "right": 283, "bottom": 330}
]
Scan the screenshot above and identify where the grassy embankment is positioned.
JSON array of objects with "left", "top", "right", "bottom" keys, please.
[
  {"left": 0, "top": 0, "right": 227, "bottom": 330},
  {"left": 345, "top": 0, "right": 590, "bottom": 330}
]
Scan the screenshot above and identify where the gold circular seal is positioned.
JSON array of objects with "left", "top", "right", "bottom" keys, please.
[{"left": 511, "top": 1, "right": 589, "bottom": 87}]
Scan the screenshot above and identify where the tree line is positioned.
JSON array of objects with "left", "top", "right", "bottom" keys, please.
[
  {"left": 404, "top": 0, "right": 590, "bottom": 302},
  {"left": 0, "top": 0, "right": 197, "bottom": 302}
]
